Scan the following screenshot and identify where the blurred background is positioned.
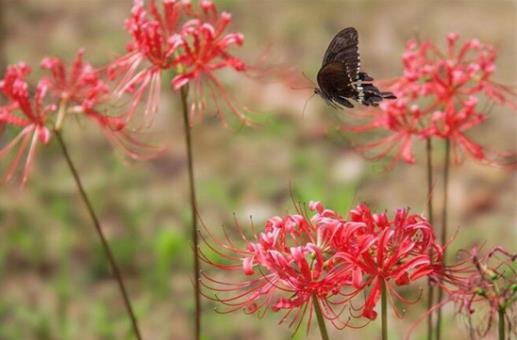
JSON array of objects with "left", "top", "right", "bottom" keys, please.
[{"left": 0, "top": 0, "right": 515, "bottom": 339}]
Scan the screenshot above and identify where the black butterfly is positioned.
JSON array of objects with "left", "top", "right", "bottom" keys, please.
[{"left": 315, "top": 27, "right": 396, "bottom": 108}]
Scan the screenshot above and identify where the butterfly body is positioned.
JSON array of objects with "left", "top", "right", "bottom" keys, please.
[{"left": 316, "top": 27, "right": 395, "bottom": 108}]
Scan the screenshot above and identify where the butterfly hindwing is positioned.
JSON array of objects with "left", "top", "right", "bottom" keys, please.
[{"left": 317, "top": 63, "right": 356, "bottom": 108}]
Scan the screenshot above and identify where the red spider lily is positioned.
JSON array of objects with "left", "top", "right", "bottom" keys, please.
[
  {"left": 171, "top": 0, "right": 249, "bottom": 124},
  {"left": 110, "top": 0, "right": 250, "bottom": 126},
  {"left": 436, "top": 246, "right": 516, "bottom": 338},
  {"left": 0, "top": 63, "right": 54, "bottom": 184},
  {"left": 108, "top": 0, "right": 184, "bottom": 124},
  {"left": 335, "top": 204, "right": 442, "bottom": 320},
  {"left": 347, "top": 33, "right": 516, "bottom": 165},
  {"left": 426, "top": 96, "right": 488, "bottom": 163},
  {"left": 201, "top": 204, "right": 357, "bottom": 331},
  {"left": 42, "top": 50, "right": 158, "bottom": 160},
  {"left": 202, "top": 201, "right": 443, "bottom": 331},
  {"left": 42, "top": 49, "right": 126, "bottom": 131},
  {"left": 1, "top": 53, "right": 160, "bottom": 185}
]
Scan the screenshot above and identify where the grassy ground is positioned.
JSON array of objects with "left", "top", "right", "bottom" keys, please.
[{"left": 0, "top": 1, "right": 515, "bottom": 339}]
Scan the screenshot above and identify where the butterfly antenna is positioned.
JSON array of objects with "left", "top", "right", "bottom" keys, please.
[
  {"left": 286, "top": 71, "right": 316, "bottom": 90},
  {"left": 301, "top": 92, "right": 317, "bottom": 119},
  {"left": 301, "top": 72, "right": 316, "bottom": 87}
]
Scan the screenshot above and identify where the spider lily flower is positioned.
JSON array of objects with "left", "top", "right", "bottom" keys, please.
[
  {"left": 336, "top": 204, "right": 441, "bottom": 320},
  {"left": 203, "top": 201, "right": 443, "bottom": 331},
  {"left": 398, "top": 33, "right": 515, "bottom": 106},
  {"left": 42, "top": 50, "right": 157, "bottom": 160},
  {"left": 111, "top": 0, "right": 251, "bottom": 127},
  {"left": 348, "top": 97, "right": 426, "bottom": 164},
  {"left": 437, "top": 246, "right": 516, "bottom": 338},
  {"left": 108, "top": 0, "right": 184, "bottom": 125},
  {"left": 1, "top": 53, "right": 160, "bottom": 185},
  {"left": 201, "top": 205, "right": 357, "bottom": 331},
  {"left": 426, "top": 96, "right": 487, "bottom": 163},
  {"left": 0, "top": 63, "right": 54, "bottom": 184},
  {"left": 171, "top": 0, "right": 249, "bottom": 124},
  {"left": 41, "top": 49, "right": 126, "bottom": 131},
  {"left": 347, "top": 33, "right": 516, "bottom": 166}
]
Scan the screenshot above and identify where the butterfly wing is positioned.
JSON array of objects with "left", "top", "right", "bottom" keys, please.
[
  {"left": 316, "top": 62, "right": 355, "bottom": 108},
  {"left": 317, "top": 27, "right": 360, "bottom": 107},
  {"left": 317, "top": 27, "right": 395, "bottom": 108},
  {"left": 322, "top": 27, "right": 359, "bottom": 66},
  {"left": 321, "top": 27, "right": 360, "bottom": 80}
]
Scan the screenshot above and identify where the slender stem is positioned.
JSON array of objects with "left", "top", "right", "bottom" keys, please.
[
  {"left": 179, "top": 85, "right": 201, "bottom": 340},
  {"left": 54, "top": 130, "right": 142, "bottom": 340},
  {"left": 436, "top": 138, "right": 450, "bottom": 340},
  {"left": 425, "top": 138, "right": 435, "bottom": 340},
  {"left": 312, "top": 295, "right": 329, "bottom": 340},
  {"left": 425, "top": 137, "right": 435, "bottom": 238},
  {"left": 498, "top": 308, "right": 505, "bottom": 340},
  {"left": 381, "top": 279, "right": 388, "bottom": 340}
]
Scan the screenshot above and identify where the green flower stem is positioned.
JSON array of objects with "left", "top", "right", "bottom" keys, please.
[
  {"left": 436, "top": 138, "right": 450, "bottom": 340},
  {"left": 179, "top": 85, "right": 201, "bottom": 340},
  {"left": 312, "top": 295, "right": 330, "bottom": 340},
  {"left": 381, "top": 280, "right": 388, "bottom": 340},
  {"left": 55, "top": 130, "right": 142, "bottom": 340},
  {"left": 498, "top": 308, "right": 505, "bottom": 340},
  {"left": 426, "top": 137, "right": 435, "bottom": 340}
]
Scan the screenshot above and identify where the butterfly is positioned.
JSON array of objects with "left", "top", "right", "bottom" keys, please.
[{"left": 315, "top": 27, "right": 396, "bottom": 108}]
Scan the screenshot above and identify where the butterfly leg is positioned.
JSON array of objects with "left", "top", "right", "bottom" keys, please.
[
  {"left": 358, "top": 72, "right": 374, "bottom": 81},
  {"left": 336, "top": 96, "right": 354, "bottom": 108}
]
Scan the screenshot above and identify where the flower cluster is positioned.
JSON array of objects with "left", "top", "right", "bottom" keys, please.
[
  {"left": 0, "top": 49, "right": 141, "bottom": 185},
  {"left": 202, "top": 201, "right": 443, "bottom": 330},
  {"left": 2, "top": 0, "right": 249, "bottom": 185},
  {"left": 41, "top": 49, "right": 126, "bottom": 131},
  {"left": 348, "top": 33, "right": 516, "bottom": 165},
  {"left": 439, "top": 246, "right": 516, "bottom": 337},
  {"left": 109, "top": 0, "right": 248, "bottom": 126}
]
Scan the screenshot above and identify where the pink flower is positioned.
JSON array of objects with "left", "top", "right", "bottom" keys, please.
[
  {"left": 438, "top": 246, "right": 516, "bottom": 338},
  {"left": 110, "top": 0, "right": 251, "bottom": 126},
  {"left": 171, "top": 0, "right": 249, "bottom": 124},
  {"left": 108, "top": 0, "right": 184, "bottom": 124},
  {"left": 1, "top": 53, "right": 160, "bottom": 185},
  {"left": 203, "top": 201, "right": 443, "bottom": 330},
  {"left": 42, "top": 50, "right": 156, "bottom": 160},
  {"left": 201, "top": 205, "right": 356, "bottom": 330},
  {"left": 336, "top": 204, "right": 441, "bottom": 320},
  {"left": 0, "top": 64, "right": 54, "bottom": 184},
  {"left": 42, "top": 49, "right": 126, "bottom": 131},
  {"left": 349, "top": 97, "right": 425, "bottom": 164},
  {"left": 426, "top": 96, "right": 487, "bottom": 162},
  {"left": 347, "top": 33, "right": 516, "bottom": 166}
]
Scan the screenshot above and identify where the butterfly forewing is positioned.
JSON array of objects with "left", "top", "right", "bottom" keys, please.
[
  {"left": 318, "top": 28, "right": 361, "bottom": 105},
  {"left": 321, "top": 27, "right": 359, "bottom": 66},
  {"left": 321, "top": 27, "right": 360, "bottom": 82}
]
